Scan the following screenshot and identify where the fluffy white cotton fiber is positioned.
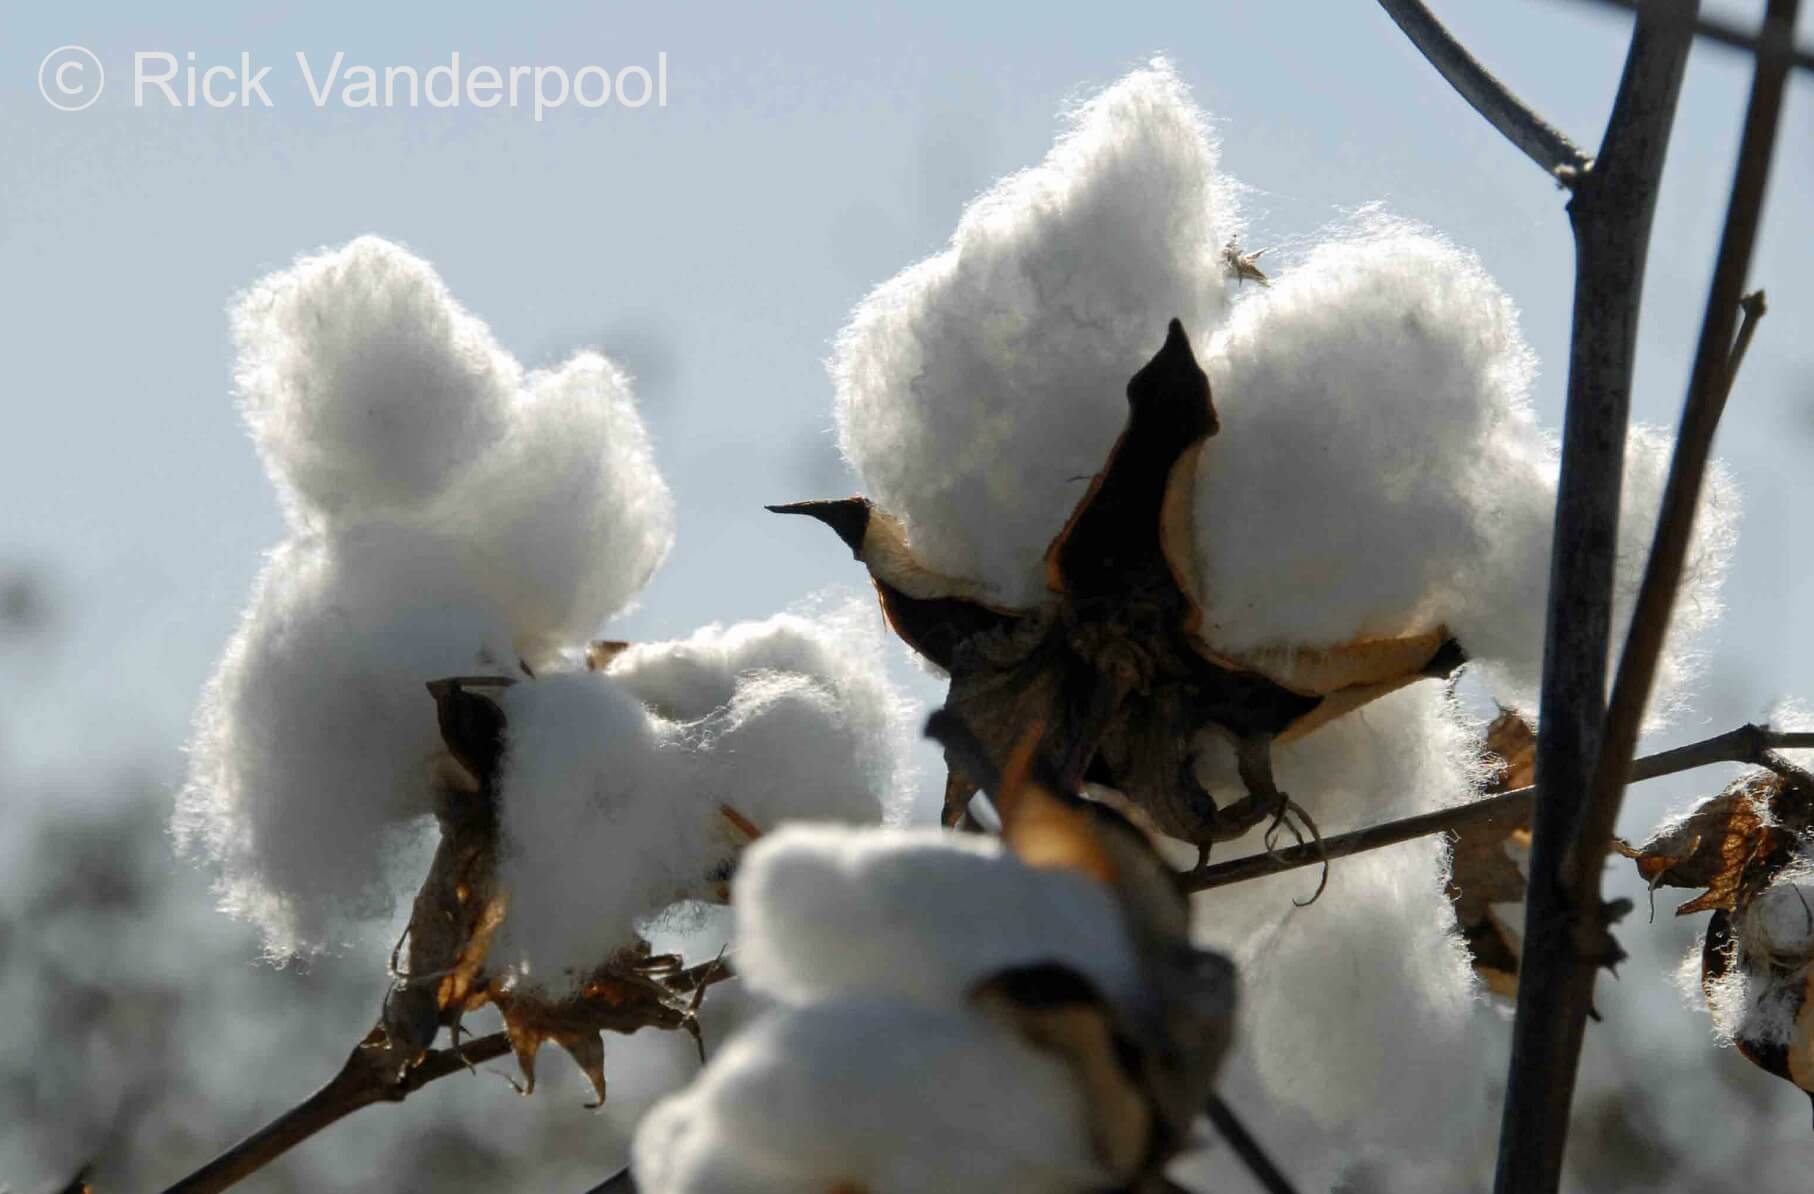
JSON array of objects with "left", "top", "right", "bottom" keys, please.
[
  {"left": 1194, "top": 221, "right": 1545, "bottom": 658},
  {"left": 177, "top": 529, "right": 519, "bottom": 957},
  {"left": 440, "top": 350, "right": 674, "bottom": 650},
  {"left": 1199, "top": 224, "right": 1734, "bottom": 711},
  {"left": 1191, "top": 682, "right": 1494, "bottom": 1145},
  {"left": 633, "top": 825, "right": 1148, "bottom": 1194},
  {"left": 731, "top": 824, "right": 1140, "bottom": 1011},
  {"left": 231, "top": 236, "right": 675, "bottom": 647},
  {"left": 490, "top": 616, "right": 912, "bottom": 989},
  {"left": 833, "top": 62, "right": 1237, "bottom": 607},
  {"left": 632, "top": 998, "right": 1106, "bottom": 1194},
  {"left": 233, "top": 237, "right": 515, "bottom": 523},
  {"left": 605, "top": 602, "right": 914, "bottom": 817}
]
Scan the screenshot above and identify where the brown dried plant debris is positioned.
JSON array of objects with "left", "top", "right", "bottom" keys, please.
[
  {"left": 774, "top": 320, "right": 1464, "bottom": 867},
  {"left": 1445, "top": 710, "right": 1535, "bottom": 997},
  {"left": 1616, "top": 768, "right": 1812, "bottom": 916},
  {"left": 930, "top": 711, "right": 1235, "bottom": 1191},
  {"left": 1623, "top": 766, "right": 1814, "bottom": 1118},
  {"left": 378, "top": 677, "right": 721, "bottom": 1105}
]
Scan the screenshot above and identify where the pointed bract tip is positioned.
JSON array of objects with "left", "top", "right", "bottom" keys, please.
[
  {"left": 766, "top": 497, "right": 871, "bottom": 556},
  {"left": 1127, "top": 317, "right": 1217, "bottom": 434}
]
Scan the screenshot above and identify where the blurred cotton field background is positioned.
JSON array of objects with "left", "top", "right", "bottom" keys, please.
[{"left": 2, "top": 2, "right": 1813, "bottom": 1192}]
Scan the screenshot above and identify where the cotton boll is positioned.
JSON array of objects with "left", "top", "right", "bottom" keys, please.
[
  {"left": 1196, "top": 222, "right": 1545, "bottom": 662},
  {"left": 632, "top": 999, "right": 1107, "bottom": 1194},
  {"left": 1191, "top": 685, "right": 1492, "bottom": 1147},
  {"left": 1745, "top": 880, "right": 1814, "bottom": 964},
  {"left": 176, "top": 526, "right": 519, "bottom": 957},
  {"left": 833, "top": 61, "right": 1236, "bottom": 606},
  {"left": 491, "top": 610, "right": 911, "bottom": 989},
  {"left": 608, "top": 603, "right": 915, "bottom": 830},
  {"left": 437, "top": 352, "right": 675, "bottom": 649},
  {"left": 732, "top": 824, "right": 1141, "bottom": 1011},
  {"left": 694, "top": 673, "right": 890, "bottom": 834},
  {"left": 1233, "top": 838, "right": 1487, "bottom": 1139},
  {"left": 488, "top": 671, "right": 704, "bottom": 989},
  {"left": 232, "top": 236, "right": 516, "bottom": 524}
]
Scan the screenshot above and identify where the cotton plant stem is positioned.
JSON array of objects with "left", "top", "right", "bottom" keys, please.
[
  {"left": 582, "top": 1166, "right": 640, "bottom": 1193},
  {"left": 161, "top": 958, "right": 731, "bottom": 1194},
  {"left": 1493, "top": 1, "right": 1748, "bottom": 1188},
  {"left": 1376, "top": 0, "right": 1591, "bottom": 182},
  {"left": 158, "top": 1031, "right": 513, "bottom": 1194},
  {"left": 1577, "top": 0, "right": 1814, "bottom": 73},
  {"left": 1569, "top": 0, "right": 1795, "bottom": 897},
  {"left": 1204, "top": 1093, "right": 1301, "bottom": 1194},
  {"left": 1183, "top": 724, "right": 1814, "bottom": 893}
]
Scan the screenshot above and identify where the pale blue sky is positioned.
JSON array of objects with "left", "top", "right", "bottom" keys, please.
[{"left": 1, "top": 0, "right": 1810, "bottom": 823}]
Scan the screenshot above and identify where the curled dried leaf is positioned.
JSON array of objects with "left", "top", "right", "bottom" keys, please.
[
  {"left": 1617, "top": 770, "right": 1810, "bottom": 916},
  {"left": 1445, "top": 711, "right": 1534, "bottom": 997}
]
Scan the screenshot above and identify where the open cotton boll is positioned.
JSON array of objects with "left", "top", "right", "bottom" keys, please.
[
  {"left": 833, "top": 61, "right": 1236, "bottom": 607},
  {"left": 632, "top": 998, "right": 1107, "bottom": 1194},
  {"left": 732, "top": 824, "right": 1140, "bottom": 1010},
  {"left": 436, "top": 352, "right": 675, "bottom": 651},
  {"left": 232, "top": 236, "right": 516, "bottom": 525},
  {"left": 176, "top": 526, "right": 519, "bottom": 957},
  {"left": 1195, "top": 223, "right": 1734, "bottom": 719},
  {"left": 488, "top": 671, "right": 704, "bottom": 989}
]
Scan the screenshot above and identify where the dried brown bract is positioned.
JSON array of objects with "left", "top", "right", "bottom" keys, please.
[
  {"left": 1446, "top": 710, "right": 1535, "bottom": 997},
  {"left": 376, "top": 677, "right": 721, "bottom": 1104},
  {"left": 1624, "top": 767, "right": 1814, "bottom": 1117}
]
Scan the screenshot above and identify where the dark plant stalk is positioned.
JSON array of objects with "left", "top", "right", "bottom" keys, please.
[
  {"left": 1568, "top": 0, "right": 1797, "bottom": 899},
  {"left": 1204, "top": 1093, "right": 1301, "bottom": 1194},
  {"left": 1492, "top": 3, "right": 1699, "bottom": 1187},
  {"left": 582, "top": 1166, "right": 640, "bottom": 1193},
  {"left": 158, "top": 1031, "right": 513, "bottom": 1194}
]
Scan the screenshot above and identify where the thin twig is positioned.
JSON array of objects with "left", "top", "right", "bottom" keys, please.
[
  {"left": 582, "top": 1165, "right": 640, "bottom": 1194},
  {"left": 1576, "top": 0, "right": 1814, "bottom": 73},
  {"left": 163, "top": 954, "right": 738, "bottom": 1194},
  {"left": 1204, "top": 1093, "right": 1301, "bottom": 1194},
  {"left": 158, "top": 1031, "right": 513, "bottom": 1194},
  {"left": 1184, "top": 724, "right": 1814, "bottom": 893},
  {"left": 1377, "top": 0, "right": 1592, "bottom": 182}
]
